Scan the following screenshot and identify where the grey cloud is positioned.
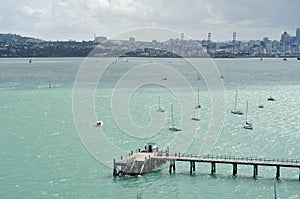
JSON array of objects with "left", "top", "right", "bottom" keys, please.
[{"left": 0, "top": 0, "right": 299, "bottom": 41}]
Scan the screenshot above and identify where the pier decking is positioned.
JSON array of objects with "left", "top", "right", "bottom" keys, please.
[{"left": 114, "top": 151, "right": 300, "bottom": 180}]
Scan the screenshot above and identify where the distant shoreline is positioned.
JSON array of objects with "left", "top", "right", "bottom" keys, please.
[
  {"left": 2, "top": 33, "right": 300, "bottom": 59},
  {"left": 0, "top": 55, "right": 299, "bottom": 59}
]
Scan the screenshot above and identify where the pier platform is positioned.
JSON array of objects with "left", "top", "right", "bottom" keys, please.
[{"left": 113, "top": 143, "right": 168, "bottom": 176}]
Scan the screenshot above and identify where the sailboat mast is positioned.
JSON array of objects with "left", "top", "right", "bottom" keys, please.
[
  {"left": 171, "top": 104, "right": 174, "bottom": 125},
  {"left": 158, "top": 96, "right": 161, "bottom": 108},
  {"left": 245, "top": 101, "right": 248, "bottom": 122},
  {"left": 197, "top": 87, "right": 200, "bottom": 106},
  {"left": 234, "top": 90, "right": 238, "bottom": 110}
]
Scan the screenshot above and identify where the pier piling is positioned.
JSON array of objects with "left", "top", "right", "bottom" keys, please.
[
  {"left": 169, "top": 161, "right": 175, "bottom": 173},
  {"left": 253, "top": 164, "right": 258, "bottom": 178},
  {"left": 190, "top": 161, "right": 195, "bottom": 174},
  {"left": 193, "top": 161, "right": 195, "bottom": 172},
  {"left": 233, "top": 163, "right": 237, "bottom": 176},
  {"left": 113, "top": 159, "right": 117, "bottom": 177},
  {"left": 173, "top": 161, "right": 176, "bottom": 172},
  {"left": 211, "top": 162, "right": 216, "bottom": 175},
  {"left": 276, "top": 166, "right": 280, "bottom": 180}
]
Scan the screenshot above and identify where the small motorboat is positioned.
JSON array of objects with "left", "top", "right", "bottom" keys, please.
[
  {"left": 231, "top": 110, "right": 243, "bottom": 115},
  {"left": 169, "top": 125, "right": 181, "bottom": 131},
  {"left": 96, "top": 120, "right": 104, "bottom": 127},
  {"left": 191, "top": 117, "right": 200, "bottom": 121}
]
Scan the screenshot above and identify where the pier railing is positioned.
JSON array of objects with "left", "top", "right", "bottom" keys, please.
[{"left": 156, "top": 152, "right": 300, "bottom": 164}]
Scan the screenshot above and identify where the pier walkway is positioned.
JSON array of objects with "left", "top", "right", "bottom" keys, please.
[
  {"left": 153, "top": 153, "right": 300, "bottom": 180},
  {"left": 114, "top": 151, "right": 300, "bottom": 180}
]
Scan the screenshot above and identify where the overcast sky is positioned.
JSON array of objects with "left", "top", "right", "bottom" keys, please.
[{"left": 0, "top": 0, "right": 299, "bottom": 41}]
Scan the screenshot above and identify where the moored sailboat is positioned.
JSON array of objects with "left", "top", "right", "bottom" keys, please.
[
  {"left": 157, "top": 96, "right": 165, "bottom": 112},
  {"left": 267, "top": 90, "right": 276, "bottom": 101},
  {"left": 191, "top": 109, "right": 200, "bottom": 121},
  {"left": 243, "top": 101, "right": 253, "bottom": 130},
  {"left": 231, "top": 89, "right": 243, "bottom": 115},
  {"left": 195, "top": 87, "right": 201, "bottom": 109},
  {"left": 169, "top": 104, "right": 181, "bottom": 131},
  {"left": 258, "top": 94, "right": 264, "bottom": 108}
]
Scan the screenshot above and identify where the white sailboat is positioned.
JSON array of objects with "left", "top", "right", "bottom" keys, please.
[
  {"left": 267, "top": 90, "right": 276, "bottom": 101},
  {"left": 243, "top": 101, "right": 253, "bottom": 130},
  {"left": 169, "top": 104, "right": 181, "bottom": 131},
  {"left": 195, "top": 87, "right": 201, "bottom": 109},
  {"left": 231, "top": 89, "right": 243, "bottom": 115},
  {"left": 157, "top": 96, "right": 165, "bottom": 112},
  {"left": 258, "top": 94, "right": 264, "bottom": 108},
  {"left": 191, "top": 109, "right": 200, "bottom": 121}
]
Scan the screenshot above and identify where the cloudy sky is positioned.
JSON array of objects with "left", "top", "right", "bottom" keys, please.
[{"left": 0, "top": 0, "right": 299, "bottom": 41}]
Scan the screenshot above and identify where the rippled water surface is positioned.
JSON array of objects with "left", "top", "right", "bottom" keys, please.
[{"left": 0, "top": 57, "right": 299, "bottom": 198}]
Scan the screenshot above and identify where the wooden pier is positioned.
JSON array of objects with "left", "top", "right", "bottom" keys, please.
[
  {"left": 114, "top": 149, "right": 300, "bottom": 180},
  {"left": 154, "top": 153, "right": 300, "bottom": 180}
]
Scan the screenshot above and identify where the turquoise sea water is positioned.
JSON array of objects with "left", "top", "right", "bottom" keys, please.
[{"left": 0, "top": 57, "right": 299, "bottom": 198}]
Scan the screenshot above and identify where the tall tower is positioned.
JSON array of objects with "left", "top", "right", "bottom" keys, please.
[
  {"left": 232, "top": 32, "right": 237, "bottom": 54},
  {"left": 296, "top": 28, "right": 300, "bottom": 43},
  {"left": 233, "top": 32, "right": 237, "bottom": 42},
  {"left": 280, "top": 31, "right": 290, "bottom": 53},
  {"left": 206, "top": 32, "right": 212, "bottom": 54},
  {"left": 181, "top": 33, "right": 184, "bottom": 41},
  {"left": 208, "top": 32, "right": 211, "bottom": 42}
]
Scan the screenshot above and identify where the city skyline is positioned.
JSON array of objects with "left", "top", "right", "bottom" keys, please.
[
  {"left": 0, "top": 0, "right": 299, "bottom": 42},
  {"left": 1, "top": 27, "right": 299, "bottom": 44},
  {"left": 1, "top": 26, "right": 300, "bottom": 58}
]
